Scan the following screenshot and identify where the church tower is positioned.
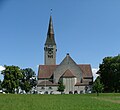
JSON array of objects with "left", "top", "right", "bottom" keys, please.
[{"left": 44, "top": 16, "right": 57, "bottom": 65}]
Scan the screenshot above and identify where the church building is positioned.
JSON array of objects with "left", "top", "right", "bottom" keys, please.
[{"left": 37, "top": 16, "right": 93, "bottom": 94}]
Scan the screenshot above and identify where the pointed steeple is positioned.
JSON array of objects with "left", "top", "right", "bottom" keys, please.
[
  {"left": 48, "top": 16, "right": 54, "bottom": 35},
  {"left": 44, "top": 15, "right": 57, "bottom": 65},
  {"left": 45, "top": 16, "right": 56, "bottom": 45}
]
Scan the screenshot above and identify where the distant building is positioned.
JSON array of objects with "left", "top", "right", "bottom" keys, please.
[{"left": 37, "top": 16, "right": 93, "bottom": 94}]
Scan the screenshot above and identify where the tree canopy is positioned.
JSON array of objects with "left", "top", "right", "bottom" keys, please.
[
  {"left": 21, "top": 68, "right": 37, "bottom": 93},
  {"left": 58, "top": 80, "right": 65, "bottom": 94},
  {"left": 98, "top": 55, "right": 120, "bottom": 92},
  {"left": 0, "top": 80, "right": 2, "bottom": 90},
  {"left": 1, "top": 66, "right": 37, "bottom": 94},
  {"left": 1, "top": 65, "right": 23, "bottom": 93},
  {"left": 92, "top": 77, "right": 104, "bottom": 96}
]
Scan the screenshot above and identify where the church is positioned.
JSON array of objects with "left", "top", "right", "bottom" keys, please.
[{"left": 37, "top": 16, "right": 93, "bottom": 94}]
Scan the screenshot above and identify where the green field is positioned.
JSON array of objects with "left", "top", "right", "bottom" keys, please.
[{"left": 0, "top": 94, "right": 120, "bottom": 110}]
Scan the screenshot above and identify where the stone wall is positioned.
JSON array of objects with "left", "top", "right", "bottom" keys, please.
[
  {"left": 37, "top": 86, "right": 58, "bottom": 94},
  {"left": 44, "top": 45, "right": 56, "bottom": 65},
  {"left": 63, "top": 78, "right": 77, "bottom": 93}
]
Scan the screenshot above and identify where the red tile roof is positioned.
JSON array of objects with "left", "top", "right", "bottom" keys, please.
[
  {"left": 38, "top": 65, "right": 57, "bottom": 79},
  {"left": 38, "top": 64, "right": 92, "bottom": 79},
  {"left": 75, "top": 82, "right": 89, "bottom": 86},
  {"left": 37, "top": 80, "right": 58, "bottom": 86},
  {"left": 78, "top": 64, "right": 93, "bottom": 78},
  {"left": 63, "top": 69, "right": 75, "bottom": 78}
]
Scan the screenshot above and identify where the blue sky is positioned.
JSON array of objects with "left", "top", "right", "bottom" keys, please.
[{"left": 0, "top": 0, "right": 120, "bottom": 78}]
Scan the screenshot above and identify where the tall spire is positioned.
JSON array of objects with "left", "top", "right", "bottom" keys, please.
[
  {"left": 47, "top": 16, "right": 54, "bottom": 35},
  {"left": 45, "top": 15, "right": 56, "bottom": 45},
  {"left": 44, "top": 14, "right": 57, "bottom": 65}
]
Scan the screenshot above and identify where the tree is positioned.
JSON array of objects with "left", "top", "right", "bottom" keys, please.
[
  {"left": 0, "top": 80, "right": 2, "bottom": 90},
  {"left": 98, "top": 55, "right": 120, "bottom": 92},
  {"left": 21, "top": 68, "right": 37, "bottom": 93},
  {"left": 58, "top": 80, "right": 65, "bottom": 94},
  {"left": 93, "top": 77, "right": 104, "bottom": 96},
  {"left": 1, "top": 65, "right": 23, "bottom": 93}
]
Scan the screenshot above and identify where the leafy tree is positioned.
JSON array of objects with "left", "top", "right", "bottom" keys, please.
[
  {"left": 58, "top": 80, "right": 65, "bottom": 94},
  {"left": 93, "top": 77, "right": 104, "bottom": 96},
  {"left": 98, "top": 55, "right": 120, "bottom": 92},
  {"left": 21, "top": 68, "right": 37, "bottom": 93},
  {"left": 1, "top": 65, "right": 23, "bottom": 93},
  {"left": 0, "top": 80, "right": 2, "bottom": 90}
]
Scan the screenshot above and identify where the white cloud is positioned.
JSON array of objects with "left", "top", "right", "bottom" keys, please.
[
  {"left": 0, "top": 66, "right": 5, "bottom": 81},
  {"left": 0, "top": 66, "right": 5, "bottom": 72},
  {"left": 92, "top": 68, "right": 99, "bottom": 81}
]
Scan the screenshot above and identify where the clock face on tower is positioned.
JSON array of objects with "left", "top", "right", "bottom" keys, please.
[{"left": 47, "top": 46, "right": 53, "bottom": 58}]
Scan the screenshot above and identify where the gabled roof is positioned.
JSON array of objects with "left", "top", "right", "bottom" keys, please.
[
  {"left": 62, "top": 69, "right": 75, "bottom": 78},
  {"left": 38, "top": 65, "right": 58, "bottom": 79},
  {"left": 38, "top": 64, "right": 93, "bottom": 79},
  {"left": 53, "top": 54, "right": 83, "bottom": 83},
  {"left": 78, "top": 64, "right": 93, "bottom": 78},
  {"left": 38, "top": 54, "right": 93, "bottom": 79}
]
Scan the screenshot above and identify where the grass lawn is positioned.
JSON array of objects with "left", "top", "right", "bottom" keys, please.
[{"left": 0, "top": 93, "right": 120, "bottom": 110}]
